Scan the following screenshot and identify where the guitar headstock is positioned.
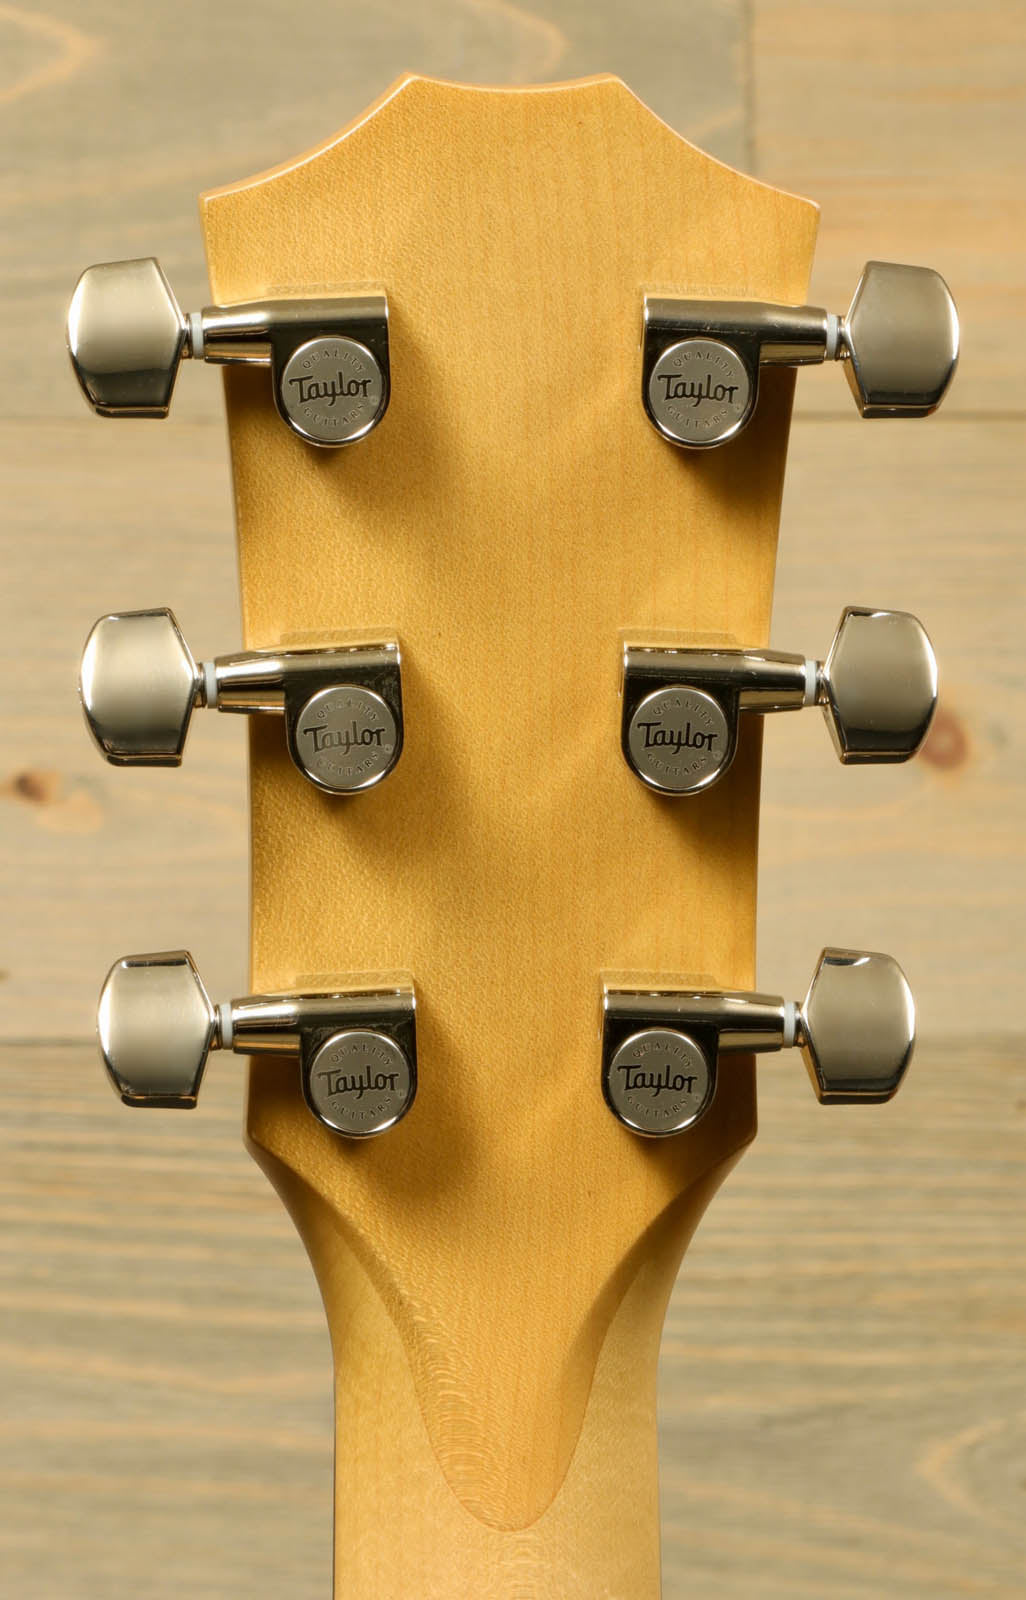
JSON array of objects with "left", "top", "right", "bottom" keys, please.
[
  {"left": 199, "top": 72, "right": 814, "bottom": 1527},
  {"left": 75, "top": 73, "right": 951, "bottom": 1593}
]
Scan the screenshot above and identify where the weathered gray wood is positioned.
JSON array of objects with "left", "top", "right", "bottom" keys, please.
[
  {"left": 0, "top": 421, "right": 247, "bottom": 1035},
  {"left": 661, "top": 1038, "right": 1026, "bottom": 1599},
  {"left": 752, "top": 0, "right": 1025, "bottom": 416},
  {"left": 0, "top": 1046, "right": 333, "bottom": 1600},
  {"left": 0, "top": 1041, "right": 1020, "bottom": 1598},
  {"left": 1, "top": 0, "right": 1022, "bottom": 1594},
  {"left": 0, "top": 0, "right": 746, "bottom": 423},
  {"left": 760, "top": 419, "right": 1025, "bottom": 1035}
]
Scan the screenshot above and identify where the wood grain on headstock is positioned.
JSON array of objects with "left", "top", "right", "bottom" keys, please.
[{"left": 200, "top": 75, "right": 817, "bottom": 1598}]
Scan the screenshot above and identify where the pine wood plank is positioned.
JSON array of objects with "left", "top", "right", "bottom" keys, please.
[
  {"left": 0, "top": 420, "right": 247, "bottom": 1034},
  {"left": 0, "top": 0, "right": 746, "bottom": 424},
  {"left": 1, "top": 2, "right": 1021, "bottom": 1592},
  {"left": 0, "top": 1040, "right": 1019, "bottom": 1598},
  {"left": 752, "top": 0, "right": 1026, "bottom": 416}
]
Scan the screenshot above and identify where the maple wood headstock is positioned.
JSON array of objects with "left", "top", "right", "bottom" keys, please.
[{"left": 192, "top": 74, "right": 819, "bottom": 1595}]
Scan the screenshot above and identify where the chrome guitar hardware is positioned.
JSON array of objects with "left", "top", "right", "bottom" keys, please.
[
  {"left": 67, "top": 257, "right": 390, "bottom": 446},
  {"left": 621, "top": 606, "right": 936, "bottom": 795},
  {"left": 80, "top": 608, "right": 403, "bottom": 795},
  {"left": 602, "top": 948, "right": 915, "bottom": 1137},
  {"left": 643, "top": 261, "right": 958, "bottom": 447},
  {"left": 98, "top": 951, "right": 417, "bottom": 1138}
]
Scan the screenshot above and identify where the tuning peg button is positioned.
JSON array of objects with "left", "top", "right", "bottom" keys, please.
[
  {"left": 98, "top": 951, "right": 217, "bottom": 1107},
  {"left": 819, "top": 606, "right": 937, "bottom": 763},
  {"left": 643, "top": 260, "right": 958, "bottom": 447},
  {"left": 799, "top": 949, "right": 915, "bottom": 1104},
  {"left": 80, "top": 608, "right": 200, "bottom": 766},
  {"left": 621, "top": 605, "right": 937, "bottom": 795},
  {"left": 842, "top": 261, "right": 960, "bottom": 418},
  {"left": 66, "top": 258, "right": 188, "bottom": 419},
  {"left": 67, "top": 257, "right": 390, "bottom": 446},
  {"left": 97, "top": 952, "right": 417, "bottom": 1137},
  {"left": 80, "top": 609, "right": 404, "bottom": 795},
  {"left": 603, "top": 947, "right": 915, "bottom": 1136}
]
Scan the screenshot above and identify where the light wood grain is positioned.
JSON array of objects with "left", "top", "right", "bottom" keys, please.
[
  {"left": 200, "top": 72, "right": 815, "bottom": 1596},
  {"left": 0, "top": 2, "right": 1022, "bottom": 1596}
]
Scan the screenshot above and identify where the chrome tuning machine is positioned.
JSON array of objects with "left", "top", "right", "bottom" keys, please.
[
  {"left": 603, "top": 948, "right": 915, "bottom": 1137},
  {"left": 98, "top": 951, "right": 417, "bottom": 1138},
  {"left": 643, "top": 260, "right": 958, "bottom": 447},
  {"left": 67, "top": 257, "right": 389, "bottom": 446},
  {"left": 80, "top": 608, "right": 403, "bottom": 795},
  {"left": 621, "top": 606, "right": 936, "bottom": 796}
]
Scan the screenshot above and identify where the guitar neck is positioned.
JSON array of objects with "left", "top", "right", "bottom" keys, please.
[
  {"left": 198, "top": 75, "right": 815, "bottom": 1595},
  {"left": 264, "top": 1148, "right": 735, "bottom": 1595}
]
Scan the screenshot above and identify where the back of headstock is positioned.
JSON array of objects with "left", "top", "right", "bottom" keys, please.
[
  {"left": 195, "top": 78, "right": 810, "bottom": 1588},
  {"left": 73, "top": 72, "right": 954, "bottom": 1598}
]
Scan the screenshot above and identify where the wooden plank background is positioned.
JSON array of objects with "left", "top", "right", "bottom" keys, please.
[{"left": 0, "top": 3, "right": 1022, "bottom": 1595}]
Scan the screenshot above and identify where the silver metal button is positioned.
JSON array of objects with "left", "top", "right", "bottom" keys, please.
[
  {"left": 279, "top": 337, "right": 386, "bottom": 445},
  {"left": 294, "top": 685, "right": 399, "bottom": 793},
  {"left": 604, "top": 1028, "right": 713, "bottom": 1135},
  {"left": 307, "top": 1030, "right": 414, "bottom": 1137},
  {"left": 646, "top": 339, "right": 751, "bottom": 446},
  {"left": 626, "top": 684, "right": 731, "bottom": 794}
]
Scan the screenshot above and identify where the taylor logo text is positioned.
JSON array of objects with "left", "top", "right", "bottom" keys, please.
[
  {"left": 288, "top": 371, "right": 373, "bottom": 407},
  {"left": 302, "top": 720, "right": 387, "bottom": 756},
  {"left": 317, "top": 1066, "right": 400, "bottom": 1099},
  {"left": 636, "top": 718, "right": 718, "bottom": 755},
  {"left": 655, "top": 371, "right": 740, "bottom": 408},
  {"left": 617, "top": 1064, "right": 699, "bottom": 1098}
]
